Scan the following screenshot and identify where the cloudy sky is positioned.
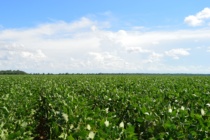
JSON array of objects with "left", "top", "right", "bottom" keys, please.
[{"left": 0, "top": 0, "right": 210, "bottom": 73}]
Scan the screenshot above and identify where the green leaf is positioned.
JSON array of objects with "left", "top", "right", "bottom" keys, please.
[{"left": 67, "top": 134, "right": 74, "bottom": 140}]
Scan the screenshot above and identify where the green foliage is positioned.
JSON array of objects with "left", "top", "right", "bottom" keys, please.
[
  {"left": 0, "top": 70, "right": 27, "bottom": 75},
  {"left": 0, "top": 75, "right": 210, "bottom": 139}
]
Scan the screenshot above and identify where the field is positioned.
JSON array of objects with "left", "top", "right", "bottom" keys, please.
[{"left": 0, "top": 75, "right": 210, "bottom": 139}]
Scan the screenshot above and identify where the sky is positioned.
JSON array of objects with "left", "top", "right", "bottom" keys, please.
[{"left": 0, "top": 0, "right": 210, "bottom": 74}]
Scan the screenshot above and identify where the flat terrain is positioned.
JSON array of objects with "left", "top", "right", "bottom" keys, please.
[{"left": 0, "top": 75, "right": 210, "bottom": 139}]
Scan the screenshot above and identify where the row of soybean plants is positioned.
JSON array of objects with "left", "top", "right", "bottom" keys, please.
[
  {"left": 0, "top": 75, "right": 210, "bottom": 139},
  {"left": 0, "top": 76, "right": 40, "bottom": 139}
]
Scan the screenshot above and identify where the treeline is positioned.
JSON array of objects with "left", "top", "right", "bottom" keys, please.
[
  {"left": 31, "top": 73, "right": 210, "bottom": 76},
  {"left": 0, "top": 70, "right": 27, "bottom": 75},
  {"left": 1, "top": 71, "right": 209, "bottom": 76}
]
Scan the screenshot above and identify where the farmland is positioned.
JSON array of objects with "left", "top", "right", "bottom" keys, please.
[{"left": 0, "top": 75, "right": 210, "bottom": 139}]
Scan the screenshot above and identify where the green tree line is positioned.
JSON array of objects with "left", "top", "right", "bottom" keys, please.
[{"left": 0, "top": 70, "right": 27, "bottom": 75}]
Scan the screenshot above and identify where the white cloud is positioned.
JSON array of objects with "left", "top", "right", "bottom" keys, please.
[
  {"left": 0, "top": 17, "right": 210, "bottom": 73},
  {"left": 146, "top": 52, "right": 163, "bottom": 63},
  {"left": 21, "top": 50, "right": 46, "bottom": 60},
  {"left": 88, "top": 52, "right": 125, "bottom": 70},
  {"left": 196, "top": 8, "right": 210, "bottom": 19},
  {"left": 184, "top": 16, "right": 203, "bottom": 26},
  {"left": 184, "top": 7, "right": 210, "bottom": 26},
  {"left": 126, "top": 47, "right": 151, "bottom": 53},
  {"left": 165, "top": 48, "right": 190, "bottom": 59}
]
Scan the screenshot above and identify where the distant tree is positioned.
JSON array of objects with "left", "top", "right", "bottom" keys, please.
[{"left": 0, "top": 70, "right": 27, "bottom": 75}]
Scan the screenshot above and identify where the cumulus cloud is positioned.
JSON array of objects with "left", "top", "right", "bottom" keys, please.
[
  {"left": 165, "top": 48, "right": 190, "bottom": 59},
  {"left": 184, "top": 7, "right": 210, "bottom": 26},
  {"left": 88, "top": 52, "right": 125, "bottom": 69},
  {"left": 146, "top": 52, "right": 163, "bottom": 63},
  {"left": 21, "top": 50, "right": 46, "bottom": 60},
  {"left": 0, "top": 42, "right": 49, "bottom": 72},
  {"left": 0, "top": 17, "right": 210, "bottom": 73},
  {"left": 184, "top": 16, "right": 203, "bottom": 26}
]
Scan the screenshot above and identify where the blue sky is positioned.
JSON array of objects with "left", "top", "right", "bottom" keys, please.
[{"left": 0, "top": 0, "right": 210, "bottom": 73}]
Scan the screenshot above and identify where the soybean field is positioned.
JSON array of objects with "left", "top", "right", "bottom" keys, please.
[{"left": 0, "top": 75, "right": 210, "bottom": 139}]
